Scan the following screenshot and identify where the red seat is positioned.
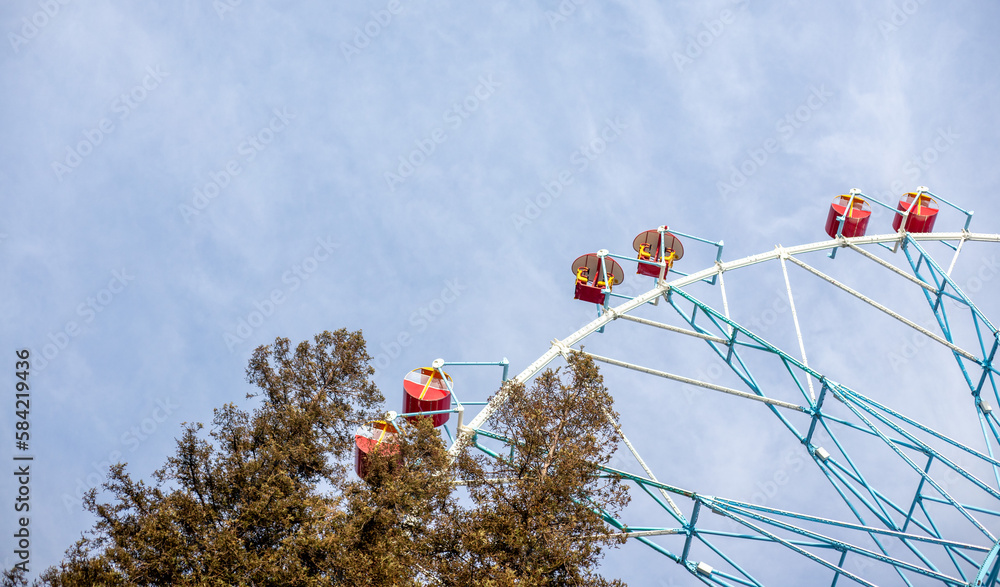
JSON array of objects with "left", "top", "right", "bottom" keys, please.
[
  {"left": 632, "top": 228, "right": 684, "bottom": 278},
  {"left": 575, "top": 281, "right": 606, "bottom": 304},
  {"left": 571, "top": 253, "right": 624, "bottom": 304}
]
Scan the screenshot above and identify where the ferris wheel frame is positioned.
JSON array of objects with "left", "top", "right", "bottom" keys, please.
[{"left": 419, "top": 225, "right": 1000, "bottom": 587}]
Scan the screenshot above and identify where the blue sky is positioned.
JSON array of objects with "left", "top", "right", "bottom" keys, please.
[{"left": 2, "top": 1, "right": 1000, "bottom": 584}]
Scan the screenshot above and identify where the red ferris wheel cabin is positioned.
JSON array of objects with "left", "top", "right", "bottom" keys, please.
[
  {"left": 402, "top": 367, "right": 452, "bottom": 427},
  {"left": 632, "top": 227, "right": 684, "bottom": 278},
  {"left": 571, "top": 253, "right": 624, "bottom": 304},
  {"left": 892, "top": 192, "right": 939, "bottom": 233},
  {"left": 825, "top": 194, "right": 872, "bottom": 238},
  {"left": 354, "top": 420, "right": 398, "bottom": 480}
]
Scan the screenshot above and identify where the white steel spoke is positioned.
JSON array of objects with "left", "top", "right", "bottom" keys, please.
[
  {"left": 614, "top": 312, "right": 729, "bottom": 344},
  {"left": 785, "top": 254, "right": 981, "bottom": 363},
  {"left": 602, "top": 406, "right": 685, "bottom": 519},
  {"left": 719, "top": 266, "right": 734, "bottom": 338},
  {"left": 845, "top": 241, "right": 937, "bottom": 292},
  {"left": 778, "top": 249, "right": 815, "bottom": 402},
  {"left": 583, "top": 351, "right": 810, "bottom": 413},
  {"left": 946, "top": 233, "right": 968, "bottom": 277}
]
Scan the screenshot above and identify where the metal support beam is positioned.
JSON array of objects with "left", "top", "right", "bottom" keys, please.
[
  {"left": 779, "top": 249, "right": 816, "bottom": 402},
  {"left": 615, "top": 312, "right": 729, "bottom": 344},
  {"left": 584, "top": 351, "right": 810, "bottom": 413}
]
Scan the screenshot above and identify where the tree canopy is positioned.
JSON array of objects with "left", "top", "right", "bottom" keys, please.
[{"left": 9, "top": 329, "right": 629, "bottom": 586}]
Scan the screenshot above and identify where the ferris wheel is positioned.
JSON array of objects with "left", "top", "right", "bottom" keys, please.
[{"left": 359, "top": 187, "right": 1000, "bottom": 586}]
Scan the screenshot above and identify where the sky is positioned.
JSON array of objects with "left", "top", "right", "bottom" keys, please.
[{"left": 2, "top": 0, "right": 1000, "bottom": 584}]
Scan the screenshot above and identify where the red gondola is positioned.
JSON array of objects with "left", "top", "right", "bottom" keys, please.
[
  {"left": 632, "top": 227, "right": 684, "bottom": 278},
  {"left": 354, "top": 420, "right": 398, "bottom": 480},
  {"left": 825, "top": 194, "right": 871, "bottom": 238},
  {"left": 571, "top": 253, "right": 624, "bottom": 304},
  {"left": 892, "top": 192, "right": 939, "bottom": 233},
  {"left": 573, "top": 253, "right": 625, "bottom": 304},
  {"left": 402, "top": 367, "right": 452, "bottom": 427}
]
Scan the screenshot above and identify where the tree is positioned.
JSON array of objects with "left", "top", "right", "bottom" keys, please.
[
  {"left": 31, "top": 330, "right": 628, "bottom": 586},
  {"left": 439, "top": 351, "right": 629, "bottom": 586},
  {"left": 40, "top": 329, "right": 389, "bottom": 586},
  {"left": 2, "top": 567, "right": 30, "bottom": 587}
]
